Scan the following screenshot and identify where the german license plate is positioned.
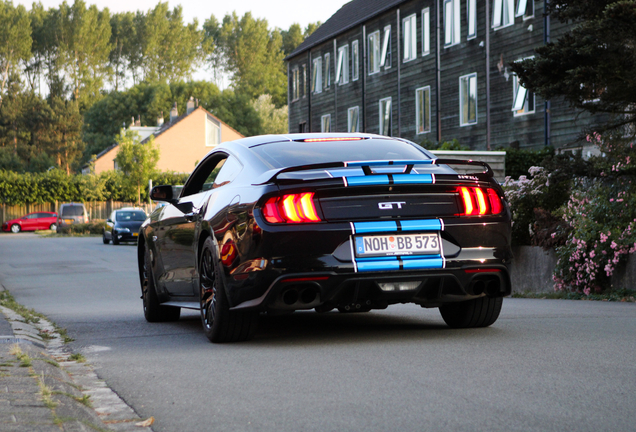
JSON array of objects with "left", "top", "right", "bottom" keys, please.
[
  {"left": 65, "top": 219, "right": 74, "bottom": 224},
  {"left": 355, "top": 233, "right": 440, "bottom": 257},
  {"left": 133, "top": 232, "right": 139, "bottom": 237}
]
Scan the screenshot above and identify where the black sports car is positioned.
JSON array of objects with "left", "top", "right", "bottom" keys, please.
[
  {"left": 104, "top": 208, "right": 147, "bottom": 245},
  {"left": 138, "top": 133, "right": 512, "bottom": 343}
]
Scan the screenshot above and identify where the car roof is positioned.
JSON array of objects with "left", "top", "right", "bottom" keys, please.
[{"left": 225, "top": 133, "right": 385, "bottom": 150}]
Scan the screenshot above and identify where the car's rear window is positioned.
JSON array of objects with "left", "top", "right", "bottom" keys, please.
[
  {"left": 116, "top": 211, "right": 146, "bottom": 222},
  {"left": 61, "top": 205, "right": 85, "bottom": 216},
  {"left": 250, "top": 138, "right": 430, "bottom": 169}
]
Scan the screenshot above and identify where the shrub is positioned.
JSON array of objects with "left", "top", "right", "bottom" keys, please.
[{"left": 57, "top": 220, "right": 107, "bottom": 235}]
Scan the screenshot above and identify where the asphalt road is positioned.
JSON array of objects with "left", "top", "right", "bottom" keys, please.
[{"left": 1, "top": 234, "right": 635, "bottom": 432}]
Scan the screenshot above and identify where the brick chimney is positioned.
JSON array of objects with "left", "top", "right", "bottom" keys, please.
[
  {"left": 186, "top": 96, "right": 195, "bottom": 115},
  {"left": 170, "top": 102, "right": 179, "bottom": 123}
]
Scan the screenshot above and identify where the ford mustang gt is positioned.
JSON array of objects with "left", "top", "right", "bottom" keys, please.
[{"left": 137, "top": 133, "right": 512, "bottom": 342}]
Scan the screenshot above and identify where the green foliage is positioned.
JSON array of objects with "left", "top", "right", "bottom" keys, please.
[
  {"left": 114, "top": 129, "right": 159, "bottom": 204},
  {"left": 418, "top": 138, "right": 470, "bottom": 151},
  {"left": 281, "top": 22, "right": 320, "bottom": 56},
  {"left": 57, "top": 219, "right": 107, "bottom": 235},
  {"left": 0, "top": 1, "right": 32, "bottom": 103},
  {"left": 251, "top": 94, "right": 287, "bottom": 134},
  {"left": 504, "top": 146, "right": 555, "bottom": 179},
  {"left": 510, "top": 0, "right": 636, "bottom": 136}
]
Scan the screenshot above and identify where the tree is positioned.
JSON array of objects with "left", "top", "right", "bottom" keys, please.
[
  {"left": 56, "top": 0, "right": 112, "bottom": 111},
  {"left": 510, "top": 1, "right": 636, "bottom": 137},
  {"left": 209, "top": 12, "right": 287, "bottom": 107},
  {"left": 251, "top": 94, "right": 287, "bottom": 134},
  {"left": 109, "top": 11, "right": 138, "bottom": 91},
  {"left": 281, "top": 22, "right": 320, "bottom": 56},
  {"left": 0, "top": 1, "right": 32, "bottom": 108},
  {"left": 114, "top": 129, "right": 159, "bottom": 205},
  {"left": 139, "top": 3, "right": 204, "bottom": 84},
  {"left": 46, "top": 97, "right": 84, "bottom": 174}
]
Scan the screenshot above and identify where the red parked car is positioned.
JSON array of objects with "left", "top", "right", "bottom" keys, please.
[{"left": 2, "top": 212, "right": 58, "bottom": 233}]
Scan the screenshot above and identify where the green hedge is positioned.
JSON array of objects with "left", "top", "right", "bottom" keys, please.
[
  {"left": 0, "top": 169, "right": 189, "bottom": 205},
  {"left": 57, "top": 220, "right": 108, "bottom": 235}
]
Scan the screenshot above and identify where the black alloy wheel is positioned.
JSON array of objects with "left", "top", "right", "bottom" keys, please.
[
  {"left": 199, "top": 237, "right": 258, "bottom": 343},
  {"left": 439, "top": 296, "right": 503, "bottom": 328},
  {"left": 112, "top": 230, "right": 119, "bottom": 245},
  {"left": 102, "top": 230, "right": 109, "bottom": 244},
  {"left": 10, "top": 224, "right": 20, "bottom": 233},
  {"left": 141, "top": 245, "right": 180, "bottom": 322}
]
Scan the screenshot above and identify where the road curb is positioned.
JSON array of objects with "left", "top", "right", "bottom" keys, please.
[{"left": 0, "top": 294, "right": 154, "bottom": 431}]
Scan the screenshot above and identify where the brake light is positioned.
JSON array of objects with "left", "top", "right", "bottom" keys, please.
[
  {"left": 302, "top": 137, "right": 364, "bottom": 142},
  {"left": 459, "top": 187, "right": 503, "bottom": 216},
  {"left": 262, "top": 192, "right": 322, "bottom": 223}
]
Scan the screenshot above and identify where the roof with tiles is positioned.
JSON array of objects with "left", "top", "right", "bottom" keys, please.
[{"left": 286, "top": 0, "right": 406, "bottom": 60}]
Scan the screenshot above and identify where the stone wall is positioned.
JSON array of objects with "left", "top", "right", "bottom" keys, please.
[{"left": 509, "top": 246, "right": 636, "bottom": 293}]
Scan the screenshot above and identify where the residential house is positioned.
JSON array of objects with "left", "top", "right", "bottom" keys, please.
[
  {"left": 89, "top": 98, "right": 244, "bottom": 174},
  {"left": 286, "top": 0, "right": 601, "bottom": 151}
]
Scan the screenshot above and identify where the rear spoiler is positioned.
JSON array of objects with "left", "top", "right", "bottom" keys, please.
[{"left": 253, "top": 159, "right": 495, "bottom": 185}]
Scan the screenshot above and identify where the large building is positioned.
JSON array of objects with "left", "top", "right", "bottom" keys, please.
[{"left": 286, "top": 0, "right": 599, "bottom": 151}]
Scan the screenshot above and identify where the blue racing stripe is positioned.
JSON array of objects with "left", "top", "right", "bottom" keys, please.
[
  {"left": 400, "top": 219, "right": 442, "bottom": 231},
  {"left": 345, "top": 175, "right": 390, "bottom": 186},
  {"left": 356, "top": 258, "right": 400, "bottom": 272},
  {"left": 353, "top": 221, "right": 398, "bottom": 234},
  {"left": 392, "top": 174, "right": 434, "bottom": 184},
  {"left": 401, "top": 257, "right": 445, "bottom": 270}
]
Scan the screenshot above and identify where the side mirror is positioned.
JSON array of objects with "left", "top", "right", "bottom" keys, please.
[
  {"left": 107, "top": 218, "right": 113, "bottom": 223},
  {"left": 150, "top": 185, "right": 178, "bottom": 205}
]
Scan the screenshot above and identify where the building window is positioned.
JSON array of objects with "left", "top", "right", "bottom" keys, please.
[
  {"left": 352, "top": 40, "right": 359, "bottom": 81},
  {"left": 516, "top": 0, "right": 534, "bottom": 19},
  {"left": 467, "top": 0, "right": 477, "bottom": 39},
  {"left": 444, "top": 0, "right": 460, "bottom": 46},
  {"left": 321, "top": 114, "right": 331, "bottom": 132},
  {"left": 348, "top": 106, "right": 359, "bottom": 132},
  {"left": 324, "top": 53, "right": 331, "bottom": 89},
  {"left": 302, "top": 64, "right": 307, "bottom": 97},
  {"left": 206, "top": 115, "right": 221, "bottom": 146},
  {"left": 379, "top": 97, "right": 392, "bottom": 136},
  {"left": 368, "top": 31, "right": 381, "bottom": 74},
  {"left": 298, "top": 121, "right": 307, "bottom": 133},
  {"left": 459, "top": 73, "right": 477, "bottom": 126},
  {"left": 312, "top": 57, "right": 322, "bottom": 94},
  {"left": 380, "top": 25, "right": 392, "bottom": 69},
  {"left": 512, "top": 75, "right": 535, "bottom": 116},
  {"left": 336, "top": 45, "right": 349, "bottom": 85},
  {"left": 291, "top": 68, "right": 299, "bottom": 101},
  {"left": 416, "top": 87, "right": 431, "bottom": 134},
  {"left": 403, "top": 14, "right": 417, "bottom": 62},
  {"left": 493, "top": 0, "right": 514, "bottom": 29},
  {"left": 422, "top": 8, "right": 430, "bottom": 55}
]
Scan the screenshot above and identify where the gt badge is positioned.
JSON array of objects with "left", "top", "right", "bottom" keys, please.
[{"left": 378, "top": 201, "right": 406, "bottom": 210}]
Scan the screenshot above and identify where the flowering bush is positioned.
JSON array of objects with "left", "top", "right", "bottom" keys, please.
[{"left": 553, "top": 177, "right": 636, "bottom": 293}]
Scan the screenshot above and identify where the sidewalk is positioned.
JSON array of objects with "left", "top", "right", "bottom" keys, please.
[{"left": 0, "top": 289, "right": 153, "bottom": 431}]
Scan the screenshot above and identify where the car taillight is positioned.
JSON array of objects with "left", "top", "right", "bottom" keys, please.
[
  {"left": 262, "top": 192, "right": 322, "bottom": 223},
  {"left": 459, "top": 187, "right": 503, "bottom": 216}
]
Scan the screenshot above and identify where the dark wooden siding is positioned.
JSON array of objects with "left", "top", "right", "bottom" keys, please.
[{"left": 286, "top": 0, "right": 605, "bottom": 151}]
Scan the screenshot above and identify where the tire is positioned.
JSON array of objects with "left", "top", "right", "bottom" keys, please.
[
  {"left": 112, "top": 232, "right": 119, "bottom": 245},
  {"left": 10, "top": 224, "right": 21, "bottom": 233},
  {"left": 50, "top": 223, "right": 57, "bottom": 231},
  {"left": 141, "top": 245, "right": 180, "bottom": 322},
  {"left": 439, "top": 296, "right": 503, "bottom": 329},
  {"left": 102, "top": 231, "right": 109, "bottom": 244},
  {"left": 199, "top": 237, "right": 258, "bottom": 343}
]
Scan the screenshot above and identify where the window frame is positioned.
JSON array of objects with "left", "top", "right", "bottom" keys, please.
[
  {"left": 348, "top": 106, "right": 360, "bottom": 133},
  {"left": 324, "top": 52, "right": 331, "bottom": 89},
  {"left": 336, "top": 44, "right": 350, "bottom": 85},
  {"left": 312, "top": 56, "right": 323, "bottom": 94},
  {"left": 301, "top": 64, "right": 307, "bottom": 98},
  {"left": 512, "top": 57, "right": 535, "bottom": 116},
  {"left": 444, "top": 0, "right": 461, "bottom": 47},
  {"left": 492, "top": 0, "right": 515, "bottom": 29},
  {"left": 380, "top": 25, "right": 392, "bottom": 69},
  {"left": 291, "top": 67, "right": 299, "bottom": 101},
  {"left": 516, "top": 0, "right": 534, "bottom": 19},
  {"left": 467, "top": 0, "right": 477, "bottom": 39},
  {"left": 368, "top": 30, "right": 381, "bottom": 75},
  {"left": 422, "top": 8, "right": 431, "bottom": 56},
  {"left": 205, "top": 115, "right": 221, "bottom": 147},
  {"left": 402, "top": 14, "right": 417, "bottom": 63},
  {"left": 352, "top": 40, "right": 359, "bottom": 81},
  {"left": 415, "top": 86, "right": 431, "bottom": 134},
  {"left": 379, "top": 97, "right": 392, "bottom": 136},
  {"left": 321, "top": 114, "right": 331, "bottom": 132},
  {"left": 459, "top": 73, "right": 478, "bottom": 126}
]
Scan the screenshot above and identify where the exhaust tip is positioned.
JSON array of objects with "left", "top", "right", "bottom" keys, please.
[
  {"left": 485, "top": 279, "right": 501, "bottom": 296},
  {"left": 282, "top": 289, "right": 299, "bottom": 305},
  {"left": 300, "top": 288, "right": 318, "bottom": 304},
  {"left": 471, "top": 280, "right": 486, "bottom": 296}
]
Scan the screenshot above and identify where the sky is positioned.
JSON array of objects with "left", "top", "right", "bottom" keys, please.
[{"left": 14, "top": 0, "right": 351, "bottom": 30}]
